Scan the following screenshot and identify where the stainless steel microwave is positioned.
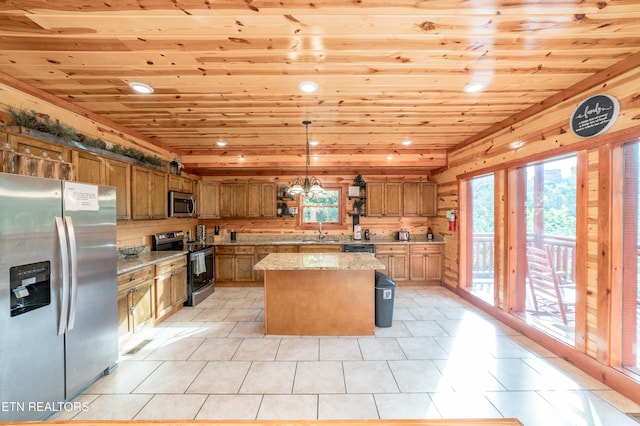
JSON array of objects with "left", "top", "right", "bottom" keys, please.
[{"left": 168, "top": 191, "right": 196, "bottom": 217}]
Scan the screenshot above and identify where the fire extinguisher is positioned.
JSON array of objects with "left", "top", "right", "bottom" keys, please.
[{"left": 448, "top": 209, "right": 456, "bottom": 231}]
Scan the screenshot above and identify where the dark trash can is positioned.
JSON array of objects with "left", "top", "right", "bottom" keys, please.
[{"left": 375, "top": 271, "right": 396, "bottom": 327}]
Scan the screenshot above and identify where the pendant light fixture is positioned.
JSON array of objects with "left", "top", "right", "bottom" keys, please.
[{"left": 288, "top": 120, "right": 324, "bottom": 198}]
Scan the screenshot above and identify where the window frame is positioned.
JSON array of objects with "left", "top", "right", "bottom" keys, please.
[{"left": 298, "top": 185, "right": 345, "bottom": 230}]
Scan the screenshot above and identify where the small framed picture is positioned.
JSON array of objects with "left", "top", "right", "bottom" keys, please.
[{"left": 348, "top": 186, "right": 361, "bottom": 197}]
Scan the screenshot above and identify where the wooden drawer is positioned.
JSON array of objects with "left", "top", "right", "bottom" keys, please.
[
  {"left": 298, "top": 244, "right": 343, "bottom": 253},
  {"left": 156, "top": 255, "right": 187, "bottom": 275},
  {"left": 276, "top": 245, "right": 299, "bottom": 253},
  {"left": 215, "top": 246, "right": 235, "bottom": 255},
  {"left": 375, "top": 244, "right": 408, "bottom": 254},
  {"left": 409, "top": 244, "right": 442, "bottom": 254},
  {"left": 234, "top": 245, "right": 255, "bottom": 254},
  {"left": 256, "top": 245, "right": 276, "bottom": 254},
  {"left": 117, "top": 265, "right": 153, "bottom": 291}
]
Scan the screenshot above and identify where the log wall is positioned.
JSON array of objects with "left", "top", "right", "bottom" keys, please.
[{"left": 432, "top": 65, "right": 640, "bottom": 403}]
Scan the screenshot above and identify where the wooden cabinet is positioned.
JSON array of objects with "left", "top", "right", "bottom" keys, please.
[
  {"left": 403, "top": 182, "right": 421, "bottom": 216},
  {"left": 215, "top": 245, "right": 255, "bottom": 282},
  {"left": 420, "top": 182, "right": 438, "bottom": 217},
  {"left": 199, "top": 181, "right": 220, "bottom": 218},
  {"left": 154, "top": 255, "right": 188, "bottom": 321},
  {"left": 408, "top": 244, "right": 443, "bottom": 283},
  {"left": 105, "top": 158, "right": 131, "bottom": 220},
  {"left": 375, "top": 244, "right": 408, "bottom": 282},
  {"left": 367, "top": 182, "right": 402, "bottom": 217},
  {"left": 255, "top": 245, "right": 276, "bottom": 282},
  {"left": 132, "top": 166, "right": 167, "bottom": 220},
  {"left": 131, "top": 166, "right": 151, "bottom": 219},
  {"left": 74, "top": 150, "right": 104, "bottom": 184},
  {"left": 248, "top": 182, "right": 276, "bottom": 217},
  {"left": 117, "top": 266, "right": 154, "bottom": 342},
  {"left": 168, "top": 174, "right": 194, "bottom": 193},
  {"left": 403, "top": 182, "right": 438, "bottom": 217},
  {"left": 220, "top": 183, "right": 247, "bottom": 218},
  {"left": 275, "top": 245, "right": 299, "bottom": 253},
  {"left": 298, "top": 244, "right": 343, "bottom": 253},
  {"left": 151, "top": 170, "right": 167, "bottom": 219}
]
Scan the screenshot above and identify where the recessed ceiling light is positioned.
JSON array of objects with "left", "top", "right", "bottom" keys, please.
[
  {"left": 128, "top": 81, "right": 154, "bottom": 94},
  {"left": 401, "top": 139, "right": 412, "bottom": 146},
  {"left": 238, "top": 155, "right": 245, "bottom": 161},
  {"left": 298, "top": 81, "right": 318, "bottom": 93},
  {"left": 463, "top": 82, "right": 485, "bottom": 93},
  {"left": 509, "top": 140, "right": 525, "bottom": 149},
  {"left": 309, "top": 139, "right": 319, "bottom": 146},
  {"left": 215, "top": 139, "right": 227, "bottom": 147},
  {"left": 387, "top": 155, "right": 394, "bottom": 160}
]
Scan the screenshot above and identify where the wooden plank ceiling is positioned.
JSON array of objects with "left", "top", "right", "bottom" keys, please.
[{"left": 0, "top": 1, "right": 639, "bottom": 176}]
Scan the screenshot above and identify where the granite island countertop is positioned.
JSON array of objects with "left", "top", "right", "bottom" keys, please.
[
  {"left": 210, "top": 234, "right": 444, "bottom": 246},
  {"left": 117, "top": 250, "right": 188, "bottom": 275},
  {"left": 254, "top": 252, "right": 385, "bottom": 271}
]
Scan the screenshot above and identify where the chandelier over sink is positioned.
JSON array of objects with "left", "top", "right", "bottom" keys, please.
[{"left": 288, "top": 120, "right": 324, "bottom": 198}]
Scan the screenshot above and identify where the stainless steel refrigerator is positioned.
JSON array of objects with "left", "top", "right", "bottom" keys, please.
[{"left": 0, "top": 173, "right": 118, "bottom": 421}]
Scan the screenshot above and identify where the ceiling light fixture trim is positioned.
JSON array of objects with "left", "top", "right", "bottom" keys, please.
[
  {"left": 463, "top": 82, "right": 485, "bottom": 93},
  {"left": 129, "top": 81, "right": 154, "bottom": 94},
  {"left": 298, "top": 81, "right": 319, "bottom": 93}
]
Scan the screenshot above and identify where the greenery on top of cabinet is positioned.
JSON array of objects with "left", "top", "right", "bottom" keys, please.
[{"left": 5, "top": 105, "right": 167, "bottom": 168}]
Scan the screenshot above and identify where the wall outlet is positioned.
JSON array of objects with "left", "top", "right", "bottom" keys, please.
[{"left": 141, "top": 236, "right": 147, "bottom": 245}]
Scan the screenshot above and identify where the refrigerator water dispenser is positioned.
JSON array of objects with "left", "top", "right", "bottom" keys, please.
[{"left": 10, "top": 261, "right": 51, "bottom": 317}]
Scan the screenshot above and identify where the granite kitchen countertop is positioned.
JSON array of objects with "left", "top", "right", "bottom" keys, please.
[
  {"left": 117, "top": 250, "right": 188, "bottom": 275},
  {"left": 210, "top": 234, "right": 444, "bottom": 246},
  {"left": 253, "top": 252, "right": 386, "bottom": 271}
]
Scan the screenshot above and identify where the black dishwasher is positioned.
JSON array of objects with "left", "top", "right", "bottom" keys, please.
[{"left": 343, "top": 244, "right": 375, "bottom": 253}]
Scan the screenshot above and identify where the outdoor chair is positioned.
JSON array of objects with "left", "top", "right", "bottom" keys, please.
[{"left": 526, "top": 246, "right": 576, "bottom": 324}]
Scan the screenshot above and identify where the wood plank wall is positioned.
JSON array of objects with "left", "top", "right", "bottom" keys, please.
[{"left": 432, "top": 65, "right": 640, "bottom": 402}]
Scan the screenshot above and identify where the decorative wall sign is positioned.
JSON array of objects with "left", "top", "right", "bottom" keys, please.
[{"left": 570, "top": 94, "right": 620, "bottom": 138}]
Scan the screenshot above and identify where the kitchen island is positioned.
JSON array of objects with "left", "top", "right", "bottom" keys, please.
[{"left": 254, "top": 252, "right": 385, "bottom": 336}]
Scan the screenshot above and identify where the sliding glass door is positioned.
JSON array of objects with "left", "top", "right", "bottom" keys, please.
[{"left": 513, "top": 155, "right": 577, "bottom": 345}]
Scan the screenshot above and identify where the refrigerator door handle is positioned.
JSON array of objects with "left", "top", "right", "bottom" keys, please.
[
  {"left": 55, "top": 216, "right": 70, "bottom": 336},
  {"left": 65, "top": 216, "right": 79, "bottom": 331}
]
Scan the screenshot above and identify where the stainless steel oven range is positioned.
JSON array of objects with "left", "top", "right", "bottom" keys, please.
[{"left": 152, "top": 230, "right": 214, "bottom": 306}]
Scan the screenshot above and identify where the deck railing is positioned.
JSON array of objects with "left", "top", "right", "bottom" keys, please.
[{"left": 471, "top": 233, "right": 577, "bottom": 283}]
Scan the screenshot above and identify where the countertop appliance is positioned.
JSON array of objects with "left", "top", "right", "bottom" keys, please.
[
  {"left": 397, "top": 230, "right": 410, "bottom": 241},
  {"left": 343, "top": 243, "right": 375, "bottom": 254},
  {"left": 152, "top": 231, "right": 214, "bottom": 306},
  {"left": 0, "top": 173, "right": 118, "bottom": 421},
  {"left": 168, "top": 190, "right": 196, "bottom": 217}
]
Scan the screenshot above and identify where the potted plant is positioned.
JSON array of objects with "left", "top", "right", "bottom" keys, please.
[{"left": 354, "top": 174, "right": 366, "bottom": 196}]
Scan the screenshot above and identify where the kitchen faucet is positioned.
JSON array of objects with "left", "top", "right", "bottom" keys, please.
[{"left": 318, "top": 222, "right": 323, "bottom": 239}]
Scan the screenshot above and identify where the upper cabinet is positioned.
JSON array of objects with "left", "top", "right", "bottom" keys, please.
[
  {"left": 199, "top": 181, "right": 220, "bottom": 219},
  {"left": 132, "top": 166, "right": 167, "bottom": 220},
  {"left": 168, "top": 174, "right": 194, "bottom": 193},
  {"left": 247, "top": 182, "right": 276, "bottom": 218},
  {"left": 403, "top": 182, "right": 438, "bottom": 217},
  {"left": 420, "top": 182, "right": 438, "bottom": 217},
  {"left": 105, "top": 158, "right": 131, "bottom": 220},
  {"left": 367, "top": 182, "right": 402, "bottom": 217},
  {"left": 73, "top": 151, "right": 104, "bottom": 185},
  {"left": 220, "top": 183, "right": 247, "bottom": 218}
]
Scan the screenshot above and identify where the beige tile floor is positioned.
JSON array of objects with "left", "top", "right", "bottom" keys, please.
[{"left": 53, "top": 286, "right": 640, "bottom": 425}]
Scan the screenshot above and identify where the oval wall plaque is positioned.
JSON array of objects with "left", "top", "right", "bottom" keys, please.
[{"left": 570, "top": 94, "right": 620, "bottom": 138}]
